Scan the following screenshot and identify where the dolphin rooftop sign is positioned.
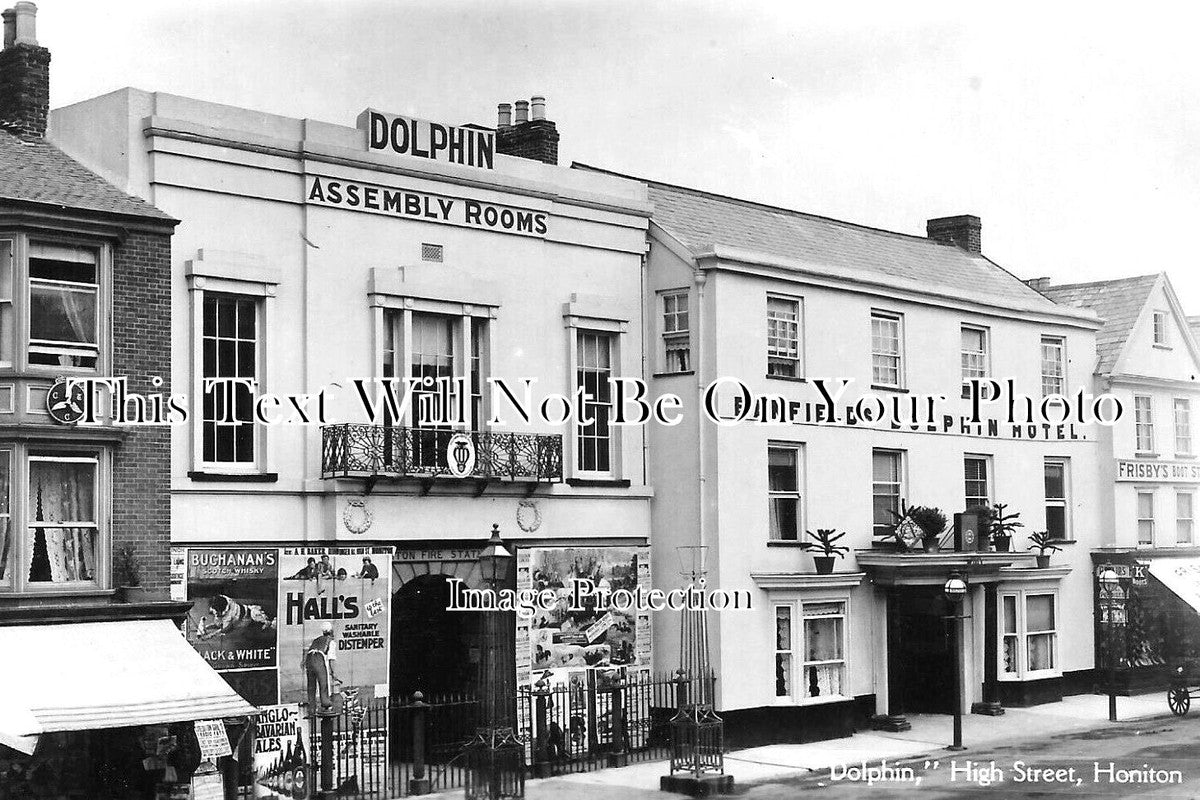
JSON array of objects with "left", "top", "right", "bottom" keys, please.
[{"left": 359, "top": 109, "right": 496, "bottom": 169}]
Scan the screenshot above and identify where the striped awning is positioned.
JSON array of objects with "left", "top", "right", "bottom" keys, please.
[{"left": 0, "top": 619, "right": 256, "bottom": 755}]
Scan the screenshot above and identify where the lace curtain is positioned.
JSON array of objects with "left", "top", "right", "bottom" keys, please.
[{"left": 28, "top": 459, "right": 96, "bottom": 584}]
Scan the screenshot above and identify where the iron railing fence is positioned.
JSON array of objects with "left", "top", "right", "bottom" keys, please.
[
  {"left": 276, "top": 670, "right": 714, "bottom": 799},
  {"left": 321, "top": 424, "right": 563, "bottom": 483}
]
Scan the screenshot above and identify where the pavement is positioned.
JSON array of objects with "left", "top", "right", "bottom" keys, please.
[{"left": 413, "top": 691, "right": 1175, "bottom": 799}]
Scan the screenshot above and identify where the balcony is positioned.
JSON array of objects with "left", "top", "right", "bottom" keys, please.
[{"left": 321, "top": 424, "right": 563, "bottom": 492}]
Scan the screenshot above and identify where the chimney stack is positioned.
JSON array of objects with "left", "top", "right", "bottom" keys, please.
[
  {"left": 0, "top": 1, "right": 50, "bottom": 138},
  {"left": 497, "top": 103, "right": 512, "bottom": 128},
  {"left": 495, "top": 95, "right": 559, "bottom": 166},
  {"left": 1025, "top": 277, "right": 1052, "bottom": 292},
  {"left": 926, "top": 215, "right": 982, "bottom": 254}
]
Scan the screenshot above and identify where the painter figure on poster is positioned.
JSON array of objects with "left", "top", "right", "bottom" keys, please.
[{"left": 303, "top": 620, "right": 341, "bottom": 712}]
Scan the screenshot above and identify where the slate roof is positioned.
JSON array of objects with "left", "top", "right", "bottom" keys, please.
[
  {"left": 573, "top": 163, "right": 1078, "bottom": 315},
  {"left": 0, "top": 130, "right": 174, "bottom": 222},
  {"left": 1042, "top": 275, "right": 1160, "bottom": 374}
]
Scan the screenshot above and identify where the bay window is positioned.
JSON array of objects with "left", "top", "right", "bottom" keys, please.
[
  {"left": 1001, "top": 591, "right": 1058, "bottom": 677},
  {"left": 774, "top": 600, "right": 847, "bottom": 701},
  {"left": 0, "top": 234, "right": 108, "bottom": 373},
  {"left": 0, "top": 445, "right": 108, "bottom": 593}
]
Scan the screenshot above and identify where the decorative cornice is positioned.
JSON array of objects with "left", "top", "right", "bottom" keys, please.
[{"left": 750, "top": 571, "right": 866, "bottom": 591}]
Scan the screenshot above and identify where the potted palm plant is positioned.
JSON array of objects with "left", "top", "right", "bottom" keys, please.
[
  {"left": 969, "top": 503, "right": 1024, "bottom": 552},
  {"left": 113, "top": 545, "right": 147, "bottom": 603},
  {"left": 907, "top": 505, "right": 949, "bottom": 553},
  {"left": 1026, "top": 531, "right": 1063, "bottom": 568},
  {"left": 803, "top": 528, "right": 850, "bottom": 574}
]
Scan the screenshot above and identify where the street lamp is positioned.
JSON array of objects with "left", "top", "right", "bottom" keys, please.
[
  {"left": 662, "top": 545, "right": 732, "bottom": 795},
  {"left": 1098, "top": 565, "right": 1124, "bottom": 723},
  {"left": 464, "top": 524, "right": 524, "bottom": 800},
  {"left": 944, "top": 572, "right": 968, "bottom": 752}
]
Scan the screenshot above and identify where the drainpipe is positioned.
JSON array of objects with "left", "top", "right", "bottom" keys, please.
[{"left": 694, "top": 269, "right": 708, "bottom": 555}]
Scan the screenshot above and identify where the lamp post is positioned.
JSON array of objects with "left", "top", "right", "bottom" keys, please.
[
  {"left": 944, "top": 572, "right": 968, "bottom": 751},
  {"left": 1098, "top": 566, "right": 1124, "bottom": 723},
  {"left": 464, "top": 524, "right": 524, "bottom": 800},
  {"left": 661, "top": 545, "right": 733, "bottom": 795}
]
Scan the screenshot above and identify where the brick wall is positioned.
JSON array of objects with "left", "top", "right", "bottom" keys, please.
[
  {"left": 109, "top": 231, "right": 173, "bottom": 592},
  {"left": 0, "top": 42, "right": 50, "bottom": 138},
  {"left": 496, "top": 120, "right": 560, "bottom": 165}
]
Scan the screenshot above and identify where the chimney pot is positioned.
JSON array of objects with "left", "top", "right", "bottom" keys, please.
[
  {"left": 2, "top": 10, "right": 15, "bottom": 49},
  {"left": 497, "top": 102, "right": 512, "bottom": 128},
  {"left": 531, "top": 96, "right": 546, "bottom": 121},
  {"left": 926, "top": 214, "right": 982, "bottom": 254},
  {"left": 514, "top": 100, "right": 529, "bottom": 124},
  {"left": 12, "top": 1, "right": 34, "bottom": 45}
]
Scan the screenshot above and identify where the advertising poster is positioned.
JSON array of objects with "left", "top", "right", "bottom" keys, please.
[
  {"left": 525, "top": 546, "right": 651, "bottom": 675},
  {"left": 276, "top": 546, "right": 392, "bottom": 707},
  {"left": 181, "top": 547, "right": 281, "bottom": 705},
  {"left": 252, "top": 704, "right": 310, "bottom": 800}
]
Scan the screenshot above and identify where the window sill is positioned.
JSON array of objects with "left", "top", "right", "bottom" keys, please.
[
  {"left": 652, "top": 370, "right": 694, "bottom": 378},
  {"left": 1134, "top": 452, "right": 1160, "bottom": 459},
  {"left": 766, "top": 540, "right": 808, "bottom": 547},
  {"left": 1153, "top": 344, "right": 1173, "bottom": 351},
  {"left": 566, "top": 478, "right": 631, "bottom": 488},
  {"left": 998, "top": 670, "right": 1062, "bottom": 683},
  {"left": 1046, "top": 538, "right": 1077, "bottom": 545},
  {"left": 0, "top": 587, "right": 114, "bottom": 598},
  {"left": 870, "top": 385, "right": 908, "bottom": 393},
  {"left": 766, "top": 374, "right": 806, "bottom": 383},
  {"left": 1175, "top": 453, "right": 1197, "bottom": 460},
  {"left": 188, "top": 471, "right": 279, "bottom": 483}
]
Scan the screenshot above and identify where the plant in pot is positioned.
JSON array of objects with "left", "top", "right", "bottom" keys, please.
[
  {"left": 906, "top": 505, "right": 949, "bottom": 553},
  {"left": 1026, "top": 531, "right": 1063, "bottom": 568},
  {"left": 113, "top": 545, "right": 146, "bottom": 603},
  {"left": 987, "top": 503, "right": 1024, "bottom": 552},
  {"left": 803, "top": 528, "right": 850, "bottom": 574}
]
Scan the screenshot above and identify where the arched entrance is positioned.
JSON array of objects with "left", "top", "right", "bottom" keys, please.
[{"left": 390, "top": 574, "right": 483, "bottom": 700}]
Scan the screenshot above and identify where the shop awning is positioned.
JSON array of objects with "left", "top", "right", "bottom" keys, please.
[
  {"left": 0, "top": 619, "right": 256, "bottom": 755},
  {"left": 1147, "top": 557, "right": 1200, "bottom": 615}
]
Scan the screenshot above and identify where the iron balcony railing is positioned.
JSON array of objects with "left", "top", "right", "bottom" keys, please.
[{"left": 321, "top": 424, "right": 564, "bottom": 483}]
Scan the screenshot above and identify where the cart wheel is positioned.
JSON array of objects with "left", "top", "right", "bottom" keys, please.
[{"left": 1168, "top": 687, "right": 1191, "bottom": 716}]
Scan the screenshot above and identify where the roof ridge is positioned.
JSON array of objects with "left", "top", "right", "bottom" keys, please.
[
  {"left": 573, "top": 161, "right": 973, "bottom": 252},
  {"left": 1044, "top": 274, "right": 1160, "bottom": 291}
]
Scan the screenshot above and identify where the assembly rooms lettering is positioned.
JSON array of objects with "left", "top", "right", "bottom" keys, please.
[{"left": 305, "top": 175, "right": 548, "bottom": 237}]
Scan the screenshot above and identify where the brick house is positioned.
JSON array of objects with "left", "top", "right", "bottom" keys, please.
[{"left": 0, "top": 4, "right": 252, "bottom": 798}]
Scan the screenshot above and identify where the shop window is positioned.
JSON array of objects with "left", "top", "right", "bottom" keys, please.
[
  {"left": 964, "top": 455, "right": 992, "bottom": 509},
  {"left": 1040, "top": 336, "right": 1065, "bottom": 397},
  {"left": 1175, "top": 399, "right": 1192, "bottom": 456},
  {"left": 1178, "top": 492, "right": 1194, "bottom": 545},
  {"left": 872, "top": 449, "right": 904, "bottom": 538},
  {"left": 774, "top": 600, "right": 847, "bottom": 701},
  {"left": 1000, "top": 591, "right": 1058, "bottom": 677},
  {"left": 1134, "top": 395, "right": 1155, "bottom": 453},
  {"left": 1043, "top": 458, "right": 1069, "bottom": 540},
  {"left": 576, "top": 331, "right": 614, "bottom": 475},
  {"left": 774, "top": 605, "right": 792, "bottom": 698},
  {"left": 660, "top": 290, "right": 690, "bottom": 373},
  {"left": 870, "top": 311, "right": 903, "bottom": 388},
  {"left": 960, "top": 325, "right": 989, "bottom": 398},
  {"left": 1137, "top": 491, "right": 1155, "bottom": 546},
  {"left": 201, "top": 294, "right": 259, "bottom": 467},
  {"left": 767, "top": 296, "right": 801, "bottom": 378},
  {"left": 768, "top": 444, "right": 803, "bottom": 541},
  {"left": 0, "top": 445, "right": 107, "bottom": 593},
  {"left": 1153, "top": 311, "right": 1169, "bottom": 346}
]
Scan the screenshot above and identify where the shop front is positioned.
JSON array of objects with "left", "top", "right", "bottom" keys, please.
[{"left": 1089, "top": 550, "right": 1200, "bottom": 695}]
